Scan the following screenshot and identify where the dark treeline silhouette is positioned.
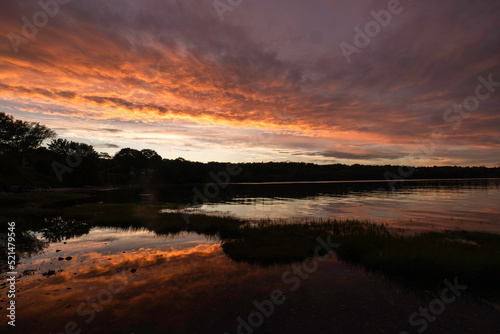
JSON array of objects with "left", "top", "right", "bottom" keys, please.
[{"left": 1, "top": 111, "right": 499, "bottom": 190}]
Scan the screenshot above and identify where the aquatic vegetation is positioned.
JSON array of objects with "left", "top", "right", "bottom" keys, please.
[{"left": 2, "top": 191, "right": 499, "bottom": 301}]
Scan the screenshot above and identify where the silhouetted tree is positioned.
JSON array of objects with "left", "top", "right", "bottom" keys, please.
[
  {"left": 48, "top": 138, "right": 98, "bottom": 158},
  {"left": 0, "top": 112, "right": 56, "bottom": 167},
  {"left": 113, "top": 148, "right": 142, "bottom": 174},
  {"left": 48, "top": 138, "right": 100, "bottom": 186},
  {"left": 113, "top": 148, "right": 162, "bottom": 175},
  {"left": 141, "top": 149, "right": 162, "bottom": 163},
  {"left": 0, "top": 112, "right": 15, "bottom": 152},
  {"left": 140, "top": 149, "right": 162, "bottom": 171}
]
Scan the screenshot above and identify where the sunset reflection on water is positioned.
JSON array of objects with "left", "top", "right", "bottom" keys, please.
[
  {"left": 200, "top": 179, "right": 500, "bottom": 233},
  {"left": 3, "top": 225, "right": 499, "bottom": 334}
]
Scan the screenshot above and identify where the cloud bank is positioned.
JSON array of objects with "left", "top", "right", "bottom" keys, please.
[{"left": 1, "top": 0, "right": 499, "bottom": 165}]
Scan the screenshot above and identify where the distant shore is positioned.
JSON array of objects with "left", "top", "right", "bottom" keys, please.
[{"left": 3, "top": 176, "right": 500, "bottom": 194}]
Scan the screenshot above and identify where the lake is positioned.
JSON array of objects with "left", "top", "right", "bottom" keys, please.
[
  {"left": 1, "top": 178, "right": 500, "bottom": 334},
  {"left": 178, "top": 178, "right": 500, "bottom": 233}
]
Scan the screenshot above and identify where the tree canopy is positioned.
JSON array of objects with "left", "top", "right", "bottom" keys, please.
[
  {"left": 48, "top": 138, "right": 98, "bottom": 158},
  {"left": 0, "top": 111, "right": 56, "bottom": 153}
]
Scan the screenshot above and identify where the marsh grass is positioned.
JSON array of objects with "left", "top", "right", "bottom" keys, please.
[{"left": 339, "top": 230, "right": 500, "bottom": 299}]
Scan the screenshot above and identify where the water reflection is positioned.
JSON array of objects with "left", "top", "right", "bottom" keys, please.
[
  {"left": 2, "top": 227, "right": 499, "bottom": 334},
  {"left": 6, "top": 230, "right": 219, "bottom": 333},
  {"left": 0, "top": 231, "right": 48, "bottom": 272},
  {"left": 2, "top": 180, "right": 500, "bottom": 333},
  {"left": 88, "top": 179, "right": 500, "bottom": 233},
  {"left": 84, "top": 179, "right": 500, "bottom": 233},
  {"left": 198, "top": 179, "right": 500, "bottom": 233},
  {"left": 40, "top": 217, "right": 93, "bottom": 243}
]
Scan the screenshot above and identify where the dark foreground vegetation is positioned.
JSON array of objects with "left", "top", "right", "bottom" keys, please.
[
  {"left": 2, "top": 191, "right": 499, "bottom": 303},
  {"left": 1, "top": 111, "right": 500, "bottom": 190}
]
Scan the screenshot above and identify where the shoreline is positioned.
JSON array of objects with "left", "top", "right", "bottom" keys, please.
[{"left": 2, "top": 177, "right": 500, "bottom": 193}]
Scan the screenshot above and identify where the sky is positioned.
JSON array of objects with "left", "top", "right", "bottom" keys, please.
[{"left": 1, "top": 0, "right": 499, "bottom": 166}]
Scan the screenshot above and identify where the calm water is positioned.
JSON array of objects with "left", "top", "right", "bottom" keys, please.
[
  {"left": 3, "top": 229, "right": 500, "bottom": 334},
  {"left": 2, "top": 179, "right": 500, "bottom": 333},
  {"left": 192, "top": 178, "right": 500, "bottom": 233}
]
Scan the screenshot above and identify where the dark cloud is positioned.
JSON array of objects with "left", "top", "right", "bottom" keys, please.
[
  {"left": 0, "top": 0, "right": 499, "bottom": 164},
  {"left": 99, "top": 143, "right": 120, "bottom": 148},
  {"left": 291, "top": 150, "right": 405, "bottom": 161}
]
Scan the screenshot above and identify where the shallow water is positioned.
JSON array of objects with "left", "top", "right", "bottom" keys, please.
[{"left": 2, "top": 228, "right": 499, "bottom": 334}]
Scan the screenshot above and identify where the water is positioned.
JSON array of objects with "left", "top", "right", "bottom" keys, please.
[
  {"left": 4, "top": 229, "right": 500, "bottom": 334},
  {"left": 194, "top": 178, "right": 500, "bottom": 233},
  {"left": 2, "top": 178, "right": 500, "bottom": 333}
]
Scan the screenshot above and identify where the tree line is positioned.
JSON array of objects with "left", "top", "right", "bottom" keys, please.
[{"left": 1, "top": 111, "right": 499, "bottom": 190}]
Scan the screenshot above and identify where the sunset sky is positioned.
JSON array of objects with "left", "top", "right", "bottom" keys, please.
[{"left": 1, "top": 0, "right": 499, "bottom": 165}]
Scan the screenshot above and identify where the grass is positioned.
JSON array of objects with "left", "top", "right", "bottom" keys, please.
[
  {"left": 2, "top": 191, "right": 500, "bottom": 300},
  {"left": 336, "top": 229, "right": 500, "bottom": 298}
]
